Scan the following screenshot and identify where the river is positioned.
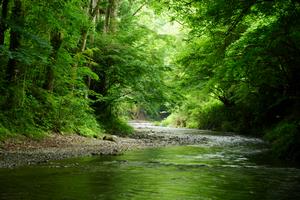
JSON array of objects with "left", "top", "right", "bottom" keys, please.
[{"left": 0, "top": 123, "right": 300, "bottom": 200}]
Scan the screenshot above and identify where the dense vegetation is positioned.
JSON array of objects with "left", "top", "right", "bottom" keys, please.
[
  {"left": 0, "top": 0, "right": 177, "bottom": 137},
  {"left": 1, "top": 0, "right": 299, "bottom": 160},
  {"left": 155, "top": 0, "right": 300, "bottom": 161}
]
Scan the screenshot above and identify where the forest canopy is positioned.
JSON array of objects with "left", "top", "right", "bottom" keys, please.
[
  {"left": 0, "top": 0, "right": 299, "bottom": 160},
  {"left": 153, "top": 0, "right": 300, "bottom": 160},
  {"left": 0, "top": 0, "right": 177, "bottom": 136}
]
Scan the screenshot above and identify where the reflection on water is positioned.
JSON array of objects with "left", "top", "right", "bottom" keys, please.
[{"left": 0, "top": 133, "right": 300, "bottom": 200}]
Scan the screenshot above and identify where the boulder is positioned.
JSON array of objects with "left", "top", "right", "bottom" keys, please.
[{"left": 103, "top": 135, "right": 118, "bottom": 142}]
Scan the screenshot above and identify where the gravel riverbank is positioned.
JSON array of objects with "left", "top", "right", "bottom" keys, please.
[
  {"left": 0, "top": 122, "right": 254, "bottom": 168},
  {"left": 0, "top": 133, "right": 160, "bottom": 168},
  {"left": 0, "top": 127, "right": 204, "bottom": 168}
]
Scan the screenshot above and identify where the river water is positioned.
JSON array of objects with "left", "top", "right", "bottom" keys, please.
[{"left": 0, "top": 123, "right": 300, "bottom": 200}]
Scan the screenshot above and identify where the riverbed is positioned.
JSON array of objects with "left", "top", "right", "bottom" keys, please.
[{"left": 0, "top": 122, "right": 299, "bottom": 199}]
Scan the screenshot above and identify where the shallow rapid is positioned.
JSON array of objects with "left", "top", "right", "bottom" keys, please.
[{"left": 0, "top": 123, "right": 299, "bottom": 200}]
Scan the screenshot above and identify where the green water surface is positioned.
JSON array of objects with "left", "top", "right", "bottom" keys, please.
[{"left": 0, "top": 137, "right": 300, "bottom": 200}]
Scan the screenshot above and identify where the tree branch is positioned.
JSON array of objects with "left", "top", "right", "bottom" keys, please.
[
  {"left": 132, "top": 2, "right": 147, "bottom": 16},
  {"left": 225, "top": 2, "right": 256, "bottom": 36}
]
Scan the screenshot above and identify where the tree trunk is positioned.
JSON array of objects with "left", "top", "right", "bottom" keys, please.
[
  {"left": 43, "top": 31, "right": 63, "bottom": 91},
  {"left": 103, "top": 0, "right": 111, "bottom": 33},
  {"left": 80, "top": 29, "right": 88, "bottom": 51},
  {"left": 109, "top": 0, "right": 119, "bottom": 32},
  {"left": 79, "top": 0, "right": 101, "bottom": 51},
  {"left": 82, "top": 0, "right": 100, "bottom": 97},
  {"left": 78, "top": 1, "right": 90, "bottom": 52},
  {"left": 90, "top": 0, "right": 99, "bottom": 44},
  {"left": 0, "top": 0, "right": 9, "bottom": 45},
  {"left": 103, "top": 0, "right": 119, "bottom": 33},
  {"left": 6, "top": 0, "right": 22, "bottom": 83}
]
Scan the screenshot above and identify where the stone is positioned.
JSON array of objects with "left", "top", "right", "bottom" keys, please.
[{"left": 103, "top": 135, "right": 118, "bottom": 142}]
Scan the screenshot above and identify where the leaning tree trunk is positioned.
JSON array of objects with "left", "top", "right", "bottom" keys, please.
[{"left": 80, "top": 29, "right": 88, "bottom": 52}]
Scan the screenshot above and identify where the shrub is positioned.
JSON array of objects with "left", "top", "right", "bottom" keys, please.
[
  {"left": 264, "top": 121, "right": 300, "bottom": 160},
  {"left": 100, "top": 115, "right": 134, "bottom": 136}
]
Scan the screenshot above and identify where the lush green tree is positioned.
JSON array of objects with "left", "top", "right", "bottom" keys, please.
[
  {"left": 0, "top": 0, "right": 102, "bottom": 136},
  {"left": 86, "top": 1, "right": 178, "bottom": 133},
  {"left": 1, "top": 0, "right": 298, "bottom": 161},
  {"left": 156, "top": 0, "right": 300, "bottom": 160},
  {"left": 0, "top": 0, "right": 177, "bottom": 136}
]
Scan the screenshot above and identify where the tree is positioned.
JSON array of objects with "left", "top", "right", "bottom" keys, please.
[
  {"left": 0, "top": 0, "right": 177, "bottom": 136},
  {"left": 153, "top": 0, "right": 300, "bottom": 159},
  {"left": 6, "top": 0, "right": 23, "bottom": 83},
  {"left": 0, "top": 0, "right": 9, "bottom": 45}
]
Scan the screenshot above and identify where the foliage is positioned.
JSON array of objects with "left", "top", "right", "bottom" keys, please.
[
  {"left": 265, "top": 121, "right": 300, "bottom": 161},
  {"left": 1, "top": 0, "right": 299, "bottom": 160},
  {"left": 152, "top": 0, "right": 300, "bottom": 159},
  {"left": 100, "top": 116, "right": 134, "bottom": 136},
  {"left": 0, "top": 0, "right": 104, "bottom": 137},
  {"left": 87, "top": 3, "right": 178, "bottom": 125},
  {"left": 0, "top": 0, "right": 176, "bottom": 138}
]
